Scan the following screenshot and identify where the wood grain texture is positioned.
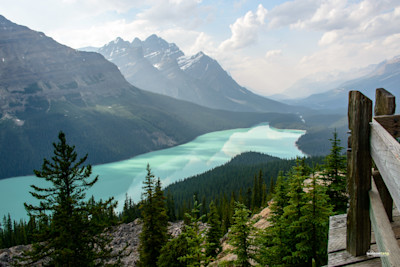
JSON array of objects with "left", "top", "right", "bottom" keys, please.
[
  {"left": 373, "top": 170, "right": 393, "bottom": 222},
  {"left": 374, "top": 115, "right": 400, "bottom": 138},
  {"left": 347, "top": 91, "right": 372, "bottom": 256},
  {"left": 375, "top": 88, "right": 396, "bottom": 116},
  {"left": 373, "top": 89, "right": 396, "bottom": 221},
  {"left": 369, "top": 178, "right": 400, "bottom": 267},
  {"left": 370, "top": 118, "right": 400, "bottom": 214}
]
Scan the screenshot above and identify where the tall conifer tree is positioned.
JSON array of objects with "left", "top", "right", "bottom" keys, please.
[
  {"left": 21, "top": 131, "right": 117, "bottom": 266},
  {"left": 138, "top": 165, "right": 168, "bottom": 267},
  {"left": 206, "top": 201, "right": 222, "bottom": 259},
  {"left": 323, "top": 130, "right": 347, "bottom": 213},
  {"left": 179, "top": 198, "right": 210, "bottom": 267},
  {"left": 295, "top": 172, "right": 332, "bottom": 265},
  {"left": 227, "top": 202, "right": 256, "bottom": 267}
]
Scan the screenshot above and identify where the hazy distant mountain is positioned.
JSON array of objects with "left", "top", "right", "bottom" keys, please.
[
  {"left": 96, "top": 35, "right": 301, "bottom": 113},
  {"left": 288, "top": 56, "right": 400, "bottom": 111},
  {"left": 274, "top": 65, "right": 379, "bottom": 101},
  {"left": 0, "top": 15, "right": 301, "bottom": 179}
]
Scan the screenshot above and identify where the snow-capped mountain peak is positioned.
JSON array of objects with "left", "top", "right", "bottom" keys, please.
[{"left": 95, "top": 35, "right": 296, "bottom": 113}]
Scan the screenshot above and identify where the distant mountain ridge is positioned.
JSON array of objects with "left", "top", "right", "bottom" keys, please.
[
  {"left": 93, "top": 35, "right": 301, "bottom": 113},
  {"left": 0, "top": 15, "right": 302, "bottom": 179},
  {"left": 288, "top": 56, "right": 400, "bottom": 111}
]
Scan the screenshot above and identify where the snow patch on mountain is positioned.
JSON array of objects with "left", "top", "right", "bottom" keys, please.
[
  {"left": 178, "top": 52, "right": 204, "bottom": 71},
  {"left": 227, "top": 97, "right": 247, "bottom": 105}
]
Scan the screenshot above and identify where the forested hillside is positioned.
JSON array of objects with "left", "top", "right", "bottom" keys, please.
[
  {"left": 164, "top": 152, "right": 325, "bottom": 219},
  {"left": 1, "top": 131, "right": 347, "bottom": 266}
]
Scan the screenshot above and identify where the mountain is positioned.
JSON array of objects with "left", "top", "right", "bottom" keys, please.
[
  {"left": 290, "top": 56, "right": 400, "bottom": 111},
  {"left": 95, "top": 35, "right": 301, "bottom": 113},
  {"left": 0, "top": 15, "right": 302, "bottom": 179},
  {"left": 273, "top": 65, "right": 379, "bottom": 101}
]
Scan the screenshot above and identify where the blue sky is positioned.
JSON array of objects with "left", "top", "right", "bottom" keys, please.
[{"left": 1, "top": 0, "right": 400, "bottom": 97}]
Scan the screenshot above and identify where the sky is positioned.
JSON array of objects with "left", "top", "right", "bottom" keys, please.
[{"left": 1, "top": 0, "right": 400, "bottom": 97}]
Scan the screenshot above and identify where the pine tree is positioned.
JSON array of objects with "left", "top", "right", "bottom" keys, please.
[
  {"left": 227, "top": 202, "right": 256, "bottom": 267},
  {"left": 281, "top": 158, "right": 308, "bottom": 265},
  {"left": 295, "top": 171, "right": 332, "bottom": 266},
  {"left": 206, "top": 201, "right": 222, "bottom": 259},
  {"left": 157, "top": 233, "right": 189, "bottom": 267},
  {"left": 121, "top": 194, "right": 140, "bottom": 223},
  {"left": 20, "top": 131, "right": 118, "bottom": 266},
  {"left": 138, "top": 165, "right": 169, "bottom": 267},
  {"left": 256, "top": 172, "right": 291, "bottom": 266},
  {"left": 179, "top": 197, "right": 210, "bottom": 267},
  {"left": 166, "top": 190, "right": 176, "bottom": 222},
  {"left": 323, "top": 130, "right": 347, "bottom": 213}
]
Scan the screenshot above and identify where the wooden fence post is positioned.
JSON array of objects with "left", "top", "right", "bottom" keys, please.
[
  {"left": 373, "top": 88, "right": 395, "bottom": 222},
  {"left": 347, "top": 90, "right": 372, "bottom": 256},
  {"left": 375, "top": 88, "right": 396, "bottom": 116}
]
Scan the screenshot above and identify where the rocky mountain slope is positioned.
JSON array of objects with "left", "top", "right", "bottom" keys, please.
[
  {"left": 95, "top": 35, "right": 301, "bottom": 113},
  {"left": 0, "top": 15, "right": 300, "bottom": 179},
  {"left": 0, "top": 220, "right": 192, "bottom": 266}
]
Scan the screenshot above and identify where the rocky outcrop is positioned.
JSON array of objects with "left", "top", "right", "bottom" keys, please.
[{"left": 0, "top": 220, "right": 190, "bottom": 267}]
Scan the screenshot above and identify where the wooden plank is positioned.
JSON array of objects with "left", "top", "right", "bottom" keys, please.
[
  {"left": 328, "top": 249, "right": 379, "bottom": 266},
  {"left": 374, "top": 115, "right": 400, "bottom": 138},
  {"left": 373, "top": 89, "right": 395, "bottom": 221},
  {"left": 374, "top": 88, "right": 396, "bottom": 116},
  {"left": 369, "top": 178, "right": 400, "bottom": 267},
  {"left": 372, "top": 170, "right": 393, "bottom": 221},
  {"left": 328, "top": 214, "right": 347, "bottom": 253},
  {"left": 370, "top": 119, "right": 400, "bottom": 214},
  {"left": 347, "top": 91, "right": 372, "bottom": 256}
]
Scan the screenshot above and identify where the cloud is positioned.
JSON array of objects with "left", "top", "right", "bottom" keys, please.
[
  {"left": 137, "top": 0, "right": 207, "bottom": 29},
  {"left": 318, "top": 31, "right": 338, "bottom": 46},
  {"left": 219, "top": 4, "right": 267, "bottom": 50},
  {"left": 266, "top": 0, "right": 319, "bottom": 29},
  {"left": 265, "top": 49, "right": 282, "bottom": 59}
]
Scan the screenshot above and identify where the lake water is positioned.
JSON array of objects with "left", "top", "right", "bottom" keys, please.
[{"left": 0, "top": 124, "right": 305, "bottom": 221}]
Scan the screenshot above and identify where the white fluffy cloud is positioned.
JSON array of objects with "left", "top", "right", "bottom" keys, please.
[
  {"left": 261, "top": 0, "right": 400, "bottom": 82},
  {"left": 219, "top": 4, "right": 267, "bottom": 50}
]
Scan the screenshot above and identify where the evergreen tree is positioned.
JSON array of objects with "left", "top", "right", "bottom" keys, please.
[
  {"left": 281, "top": 159, "right": 308, "bottom": 265},
  {"left": 138, "top": 165, "right": 168, "bottom": 267},
  {"left": 295, "top": 172, "right": 332, "bottom": 266},
  {"left": 20, "top": 131, "right": 118, "bottom": 266},
  {"left": 323, "top": 130, "right": 347, "bottom": 213},
  {"left": 166, "top": 190, "right": 176, "bottom": 222},
  {"left": 227, "top": 202, "right": 256, "bottom": 267},
  {"left": 205, "top": 201, "right": 222, "bottom": 259},
  {"left": 121, "top": 194, "right": 140, "bottom": 223},
  {"left": 256, "top": 172, "right": 291, "bottom": 266},
  {"left": 157, "top": 233, "right": 189, "bottom": 267},
  {"left": 179, "top": 197, "right": 210, "bottom": 267}
]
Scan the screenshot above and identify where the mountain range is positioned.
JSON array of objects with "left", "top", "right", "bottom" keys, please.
[
  {"left": 0, "top": 15, "right": 303, "bottom": 179},
  {"left": 286, "top": 56, "right": 400, "bottom": 111},
  {"left": 91, "top": 35, "right": 301, "bottom": 113}
]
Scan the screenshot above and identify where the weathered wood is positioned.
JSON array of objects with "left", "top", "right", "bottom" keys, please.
[
  {"left": 373, "top": 170, "right": 393, "bottom": 221},
  {"left": 373, "top": 89, "right": 396, "bottom": 222},
  {"left": 374, "top": 115, "right": 400, "bottom": 138},
  {"left": 328, "top": 209, "right": 400, "bottom": 266},
  {"left": 370, "top": 118, "right": 400, "bottom": 214},
  {"left": 375, "top": 88, "right": 396, "bottom": 116},
  {"left": 328, "top": 249, "right": 379, "bottom": 266},
  {"left": 369, "top": 178, "right": 400, "bottom": 267},
  {"left": 347, "top": 91, "right": 372, "bottom": 256}
]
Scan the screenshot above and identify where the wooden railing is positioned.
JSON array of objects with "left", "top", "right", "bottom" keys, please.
[{"left": 347, "top": 88, "right": 400, "bottom": 267}]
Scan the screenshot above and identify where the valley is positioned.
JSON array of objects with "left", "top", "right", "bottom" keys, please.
[{"left": 0, "top": 123, "right": 305, "bottom": 221}]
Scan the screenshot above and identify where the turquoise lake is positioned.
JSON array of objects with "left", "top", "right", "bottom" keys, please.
[{"left": 0, "top": 124, "right": 305, "bottom": 220}]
